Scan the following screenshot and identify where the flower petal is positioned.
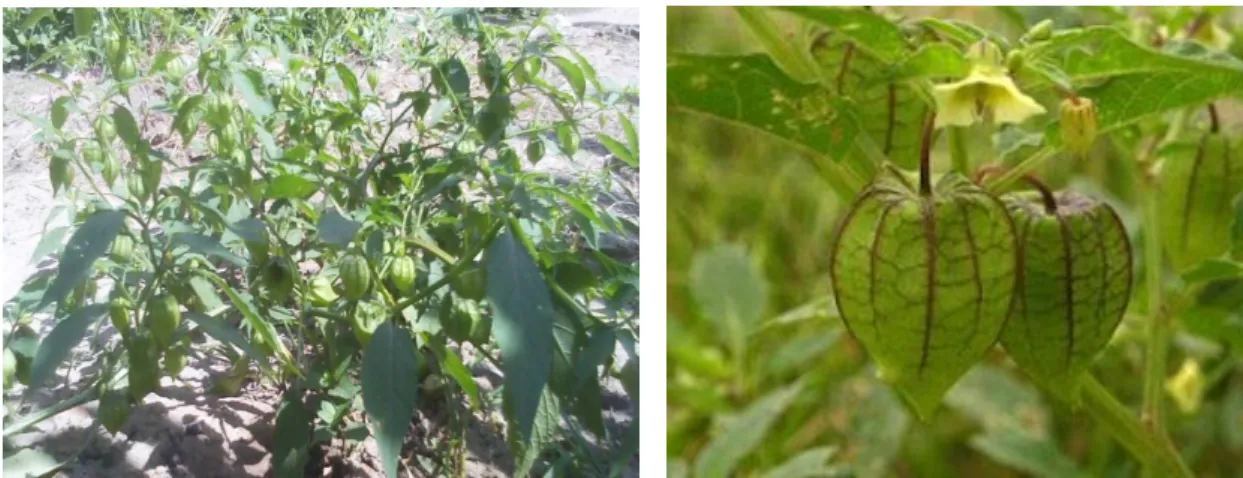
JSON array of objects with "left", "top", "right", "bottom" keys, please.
[{"left": 984, "top": 76, "right": 1046, "bottom": 125}]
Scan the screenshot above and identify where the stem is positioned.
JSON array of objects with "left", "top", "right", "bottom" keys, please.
[
  {"left": 1207, "top": 103, "right": 1220, "bottom": 134},
  {"left": 948, "top": 126, "right": 970, "bottom": 175},
  {"left": 984, "top": 145, "right": 1057, "bottom": 193},
  {"left": 1140, "top": 176, "right": 1170, "bottom": 434},
  {"left": 919, "top": 113, "right": 936, "bottom": 196},
  {"left": 1020, "top": 174, "right": 1059, "bottom": 214},
  {"left": 1078, "top": 374, "right": 1194, "bottom": 478}
]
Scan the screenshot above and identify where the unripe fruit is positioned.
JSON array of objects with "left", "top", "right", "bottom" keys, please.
[
  {"left": 94, "top": 115, "right": 117, "bottom": 143},
  {"left": 340, "top": 254, "right": 373, "bottom": 301},
  {"left": 127, "top": 172, "right": 149, "bottom": 203},
  {"left": 109, "top": 297, "right": 132, "bottom": 334},
  {"left": 110, "top": 235, "right": 135, "bottom": 264},
  {"left": 469, "top": 312, "right": 492, "bottom": 346},
  {"left": 367, "top": 69, "right": 379, "bottom": 91},
  {"left": 164, "top": 345, "right": 188, "bottom": 377},
  {"left": 830, "top": 172, "right": 1018, "bottom": 419},
  {"left": 262, "top": 257, "right": 297, "bottom": 301},
  {"left": 440, "top": 295, "right": 473, "bottom": 343},
  {"left": 147, "top": 294, "right": 181, "bottom": 349},
  {"left": 1000, "top": 190, "right": 1132, "bottom": 397},
  {"left": 351, "top": 302, "right": 385, "bottom": 346},
  {"left": 1059, "top": 97, "right": 1098, "bottom": 156},
  {"left": 101, "top": 150, "right": 120, "bottom": 187},
  {"left": 83, "top": 146, "right": 104, "bottom": 166},
  {"left": 388, "top": 256, "right": 417, "bottom": 294},
  {"left": 115, "top": 56, "right": 137, "bottom": 82},
  {"left": 308, "top": 275, "right": 338, "bottom": 306},
  {"left": 103, "top": 33, "right": 123, "bottom": 64},
  {"left": 50, "top": 153, "right": 73, "bottom": 195},
  {"left": 1160, "top": 133, "right": 1243, "bottom": 271},
  {"left": 98, "top": 389, "right": 132, "bottom": 433},
  {"left": 529, "top": 138, "right": 549, "bottom": 164},
  {"left": 451, "top": 266, "right": 487, "bottom": 301},
  {"left": 141, "top": 160, "right": 163, "bottom": 196},
  {"left": 126, "top": 333, "right": 161, "bottom": 400}
]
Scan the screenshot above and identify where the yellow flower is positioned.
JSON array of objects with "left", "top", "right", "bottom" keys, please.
[
  {"left": 1164, "top": 358, "right": 1206, "bottom": 414},
  {"left": 1192, "top": 21, "right": 1234, "bottom": 51},
  {"left": 932, "top": 65, "right": 1047, "bottom": 128}
]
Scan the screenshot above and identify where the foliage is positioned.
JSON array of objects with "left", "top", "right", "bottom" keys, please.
[
  {"left": 3, "top": 7, "right": 638, "bottom": 477},
  {"left": 668, "top": 6, "right": 1243, "bottom": 478}
]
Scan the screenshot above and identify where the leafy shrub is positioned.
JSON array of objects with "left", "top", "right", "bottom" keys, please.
[{"left": 4, "top": 7, "right": 638, "bottom": 477}]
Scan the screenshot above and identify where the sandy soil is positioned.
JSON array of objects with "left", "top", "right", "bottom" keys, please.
[{"left": 2, "top": 8, "right": 638, "bottom": 477}]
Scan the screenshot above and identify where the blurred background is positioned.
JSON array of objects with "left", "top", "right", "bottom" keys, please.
[{"left": 667, "top": 6, "right": 1243, "bottom": 478}]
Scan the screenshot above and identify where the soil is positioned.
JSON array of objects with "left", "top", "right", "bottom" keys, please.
[{"left": 1, "top": 8, "right": 639, "bottom": 477}]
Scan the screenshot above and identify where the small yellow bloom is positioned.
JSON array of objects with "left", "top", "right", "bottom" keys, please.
[
  {"left": 1164, "top": 358, "right": 1206, "bottom": 414},
  {"left": 1191, "top": 21, "right": 1235, "bottom": 51},
  {"left": 932, "top": 65, "right": 1047, "bottom": 128}
]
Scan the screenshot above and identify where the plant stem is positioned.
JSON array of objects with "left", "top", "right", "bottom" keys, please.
[
  {"left": 1139, "top": 176, "right": 1170, "bottom": 434},
  {"left": 983, "top": 145, "right": 1057, "bottom": 193},
  {"left": 1078, "top": 374, "right": 1193, "bottom": 478},
  {"left": 919, "top": 113, "right": 936, "bottom": 196},
  {"left": 949, "top": 126, "right": 970, "bottom": 174}
]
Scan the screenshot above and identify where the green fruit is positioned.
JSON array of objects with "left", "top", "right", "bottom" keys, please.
[
  {"left": 110, "top": 235, "right": 135, "bottom": 264},
  {"left": 999, "top": 190, "right": 1132, "bottom": 398},
  {"left": 94, "top": 115, "right": 117, "bottom": 143},
  {"left": 340, "top": 254, "right": 373, "bottom": 301},
  {"left": 115, "top": 56, "right": 137, "bottom": 82},
  {"left": 526, "top": 138, "right": 545, "bottom": 165},
  {"left": 50, "top": 153, "right": 72, "bottom": 195},
  {"left": 829, "top": 171, "right": 1018, "bottom": 419},
  {"left": 127, "top": 171, "right": 149, "bottom": 202},
  {"left": 388, "top": 256, "right": 417, "bottom": 294},
  {"left": 1160, "top": 133, "right": 1243, "bottom": 271},
  {"left": 263, "top": 257, "right": 297, "bottom": 301},
  {"left": 441, "top": 295, "right": 475, "bottom": 343},
  {"left": 126, "top": 333, "right": 161, "bottom": 400},
  {"left": 451, "top": 266, "right": 487, "bottom": 301},
  {"left": 103, "top": 34, "right": 123, "bottom": 63},
  {"left": 164, "top": 345, "right": 188, "bottom": 376},
  {"left": 146, "top": 294, "right": 182, "bottom": 348},
  {"left": 3, "top": 348, "right": 16, "bottom": 390},
  {"left": 367, "top": 69, "right": 380, "bottom": 91},
  {"left": 101, "top": 151, "right": 120, "bottom": 186},
  {"left": 478, "top": 52, "right": 503, "bottom": 92},
  {"left": 351, "top": 302, "right": 385, "bottom": 346},
  {"left": 98, "top": 389, "right": 132, "bottom": 433},
  {"left": 308, "top": 275, "right": 338, "bottom": 306},
  {"left": 469, "top": 312, "right": 492, "bottom": 346},
  {"left": 109, "top": 297, "right": 132, "bottom": 334},
  {"left": 83, "top": 146, "right": 104, "bottom": 166},
  {"left": 141, "top": 160, "right": 163, "bottom": 197}
]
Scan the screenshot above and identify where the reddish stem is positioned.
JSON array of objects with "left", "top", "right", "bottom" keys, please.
[
  {"left": 920, "top": 113, "right": 936, "bottom": 196},
  {"left": 1021, "top": 174, "right": 1059, "bottom": 215}
]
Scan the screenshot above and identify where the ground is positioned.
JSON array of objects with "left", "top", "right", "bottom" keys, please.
[{"left": 2, "top": 8, "right": 639, "bottom": 477}]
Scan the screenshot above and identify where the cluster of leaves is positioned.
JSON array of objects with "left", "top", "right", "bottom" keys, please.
[
  {"left": 668, "top": 6, "right": 1243, "bottom": 478},
  {"left": 2, "top": 8, "right": 394, "bottom": 70},
  {"left": 3, "top": 7, "right": 638, "bottom": 478}
]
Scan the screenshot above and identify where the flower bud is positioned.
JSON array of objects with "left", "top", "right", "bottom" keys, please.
[
  {"left": 1022, "top": 19, "right": 1054, "bottom": 43},
  {"left": 1059, "top": 97, "right": 1098, "bottom": 155},
  {"left": 966, "top": 40, "right": 1004, "bottom": 68},
  {"left": 1164, "top": 359, "right": 1206, "bottom": 414}
]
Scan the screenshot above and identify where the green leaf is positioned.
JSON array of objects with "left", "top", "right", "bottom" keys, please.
[
  {"left": 267, "top": 174, "right": 318, "bottom": 200},
  {"left": 183, "top": 311, "right": 267, "bottom": 365},
  {"left": 485, "top": 230, "right": 555, "bottom": 444},
  {"left": 362, "top": 321, "right": 420, "bottom": 478},
  {"left": 318, "top": 209, "right": 362, "bottom": 246},
  {"left": 556, "top": 124, "right": 579, "bottom": 156},
  {"left": 335, "top": 63, "right": 361, "bottom": 104},
  {"left": 776, "top": 7, "right": 910, "bottom": 63},
  {"left": 969, "top": 428, "right": 1085, "bottom": 478},
  {"left": 29, "top": 226, "right": 69, "bottom": 265},
  {"left": 173, "top": 233, "right": 248, "bottom": 267},
  {"left": 619, "top": 114, "right": 639, "bottom": 157},
  {"left": 2, "top": 449, "right": 65, "bottom": 478},
  {"left": 694, "top": 382, "right": 803, "bottom": 478},
  {"left": 1182, "top": 259, "right": 1243, "bottom": 284},
  {"left": 40, "top": 210, "right": 125, "bottom": 308},
  {"left": 945, "top": 364, "right": 1051, "bottom": 435},
  {"left": 598, "top": 134, "right": 637, "bottom": 167},
  {"left": 205, "top": 274, "right": 296, "bottom": 374},
  {"left": 29, "top": 304, "right": 108, "bottom": 391},
  {"left": 18, "top": 9, "right": 54, "bottom": 31},
  {"left": 512, "top": 386, "right": 562, "bottom": 478},
  {"left": 232, "top": 69, "right": 274, "bottom": 119},
  {"left": 1234, "top": 193, "right": 1243, "bottom": 261},
  {"left": 690, "top": 244, "right": 769, "bottom": 350},
  {"left": 894, "top": 43, "right": 971, "bottom": 80},
  {"left": 51, "top": 96, "right": 71, "bottom": 130},
  {"left": 829, "top": 372, "right": 910, "bottom": 477},
  {"left": 761, "top": 447, "right": 841, "bottom": 478},
  {"left": 272, "top": 390, "right": 312, "bottom": 478},
  {"left": 1181, "top": 306, "right": 1243, "bottom": 351},
  {"left": 172, "top": 94, "right": 204, "bottom": 146},
  {"left": 917, "top": 18, "right": 988, "bottom": 45},
  {"left": 111, "top": 106, "right": 142, "bottom": 150},
  {"left": 424, "top": 98, "right": 453, "bottom": 128},
  {"left": 72, "top": 8, "right": 98, "bottom": 38},
  {"left": 734, "top": 7, "right": 822, "bottom": 83},
  {"left": 549, "top": 56, "right": 586, "bottom": 100},
  {"left": 432, "top": 57, "right": 471, "bottom": 97},
  {"left": 430, "top": 340, "right": 481, "bottom": 409}
]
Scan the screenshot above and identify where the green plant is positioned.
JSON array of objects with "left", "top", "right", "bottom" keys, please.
[
  {"left": 4, "top": 7, "right": 637, "bottom": 477},
  {"left": 669, "top": 5, "right": 1243, "bottom": 478}
]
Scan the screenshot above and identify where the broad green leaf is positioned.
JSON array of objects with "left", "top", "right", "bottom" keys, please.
[
  {"left": 761, "top": 447, "right": 841, "bottom": 478},
  {"left": 917, "top": 18, "right": 988, "bottom": 45},
  {"left": 51, "top": 96, "right": 71, "bottom": 130},
  {"left": 1160, "top": 135, "right": 1243, "bottom": 271},
  {"left": 764, "top": 329, "right": 841, "bottom": 376},
  {"left": 567, "top": 49, "right": 602, "bottom": 93},
  {"left": 485, "top": 230, "right": 554, "bottom": 443},
  {"left": 111, "top": 106, "right": 142, "bottom": 150},
  {"left": 28, "top": 304, "right": 108, "bottom": 391},
  {"left": 40, "top": 210, "right": 125, "bottom": 308},
  {"left": 205, "top": 274, "right": 297, "bottom": 373},
  {"left": 694, "top": 382, "right": 803, "bottom": 478},
  {"left": 1221, "top": 380, "right": 1243, "bottom": 451},
  {"left": 432, "top": 57, "right": 471, "bottom": 97},
  {"left": 362, "top": 321, "right": 420, "bottom": 478},
  {"left": 183, "top": 311, "right": 267, "bottom": 366},
  {"left": 512, "top": 386, "right": 561, "bottom": 478},
  {"left": 1235, "top": 193, "right": 1243, "bottom": 261},
  {"left": 969, "top": 428, "right": 1085, "bottom": 478},
  {"left": 173, "top": 233, "right": 248, "bottom": 267},
  {"left": 2, "top": 449, "right": 64, "bottom": 478},
  {"left": 1181, "top": 306, "right": 1243, "bottom": 351},
  {"left": 734, "top": 7, "right": 822, "bottom": 83},
  {"left": 430, "top": 340, "right": 481, "bottom": 409},
  {"left": 777, "top": 7, "right": 910, "bottom": 63},
  {"left": 172, "top": 94, "right": 204, "bottom": 146},
  {"left": 72, "top": 8, "right": 98, "bottom": 38},
  {"left": 272, "top": 390, "right": 312, "bottom": 478},
  {"left": 549, "top": 56, "right": 586, "bottom": 100},
  {"left": 29, "top": 226, "right": 69, "bottom": 265},
  {"left": 232, "top": 69, "right": 274, "bottom": 119},
  {"left": 19, "top": 9, "right": 54, "bottom": 31},
  {"left": 335, "top": 63, "right": 361, "bottom": 104},
  {"left": 317, "top": 209, "right": 362, "bottom": 246},
  {"left": 1182, "top": 259, "right": 1243, "bottom": 284},
  {"left": 267, "top": 174, "right": 318, "bottom": 200},
  {"left": 424, "top": 98, "right": 453, "bottom": 128},
  {"left": 598, "top": 134, "right": 637, "bottom": 167},
  {"left": 619, "top": 113, "right": 639, "bottom": 156},
  {"left": 945, "top": 364, "right": 1051, "bottom": 435},
  {"left": 690, "top": 244, "right": 769, "bottom": 351},
  {"left": 894, "top": 43, "right": 971, "bottom": 80},
  {"left": 829, "top": 372, "right": 910, "bottom": 477}
]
